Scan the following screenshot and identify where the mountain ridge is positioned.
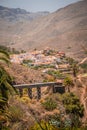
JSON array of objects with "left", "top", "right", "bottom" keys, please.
[
  {"left": 0, "top": 5, "right": 49, "bottom": 21},
  {"left": 0, "top": 0, "right": 87, "bottom": 60}
]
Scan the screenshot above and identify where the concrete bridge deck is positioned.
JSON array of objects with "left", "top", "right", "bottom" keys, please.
[
  {"left": 13, "top": 82, "right": 62, "bottom": 88},
  {"left": 13, "top": 82, "right": 65, "bottom": 100}
]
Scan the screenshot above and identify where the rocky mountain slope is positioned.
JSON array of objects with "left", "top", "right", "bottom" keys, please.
[
  {"left": 0, "top": 6, "right": 49, "bottom": 22},
  {"left": 0, "top": 0, "right": 87, "bottom": 59}
]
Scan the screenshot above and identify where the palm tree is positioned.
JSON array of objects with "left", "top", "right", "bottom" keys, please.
[
  {"left": 72, "top": 63, "right": 79, "bottom": 77},
  {"left": 0, "top": 49, "right": 15, "bottom": 109},
  {"left": 64, "top": 77, "right": 73, "bottom": 92},
  {"left": 0, "top": 49, "right": 10, "bottom": 64},
  {"left": 0, "top": 48, "right": 17, "bottom": 129}
]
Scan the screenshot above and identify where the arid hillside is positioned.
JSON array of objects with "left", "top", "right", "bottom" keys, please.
[
  {"left": 5, "top": 63, "right": 44, "bottom": 84},
  {"left": 0, "top": 0, "right": 87, "bottom": 59}
]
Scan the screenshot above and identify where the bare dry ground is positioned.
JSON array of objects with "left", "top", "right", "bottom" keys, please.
[{"left": 5, "top": 63, "right": 44, "bottom": 84}]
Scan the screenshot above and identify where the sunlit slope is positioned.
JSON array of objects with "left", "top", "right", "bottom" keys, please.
[{"left": 0, "top": 0, "right": 87, "bottom": 58}]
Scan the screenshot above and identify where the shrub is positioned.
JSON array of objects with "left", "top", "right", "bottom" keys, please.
[
  {"left": 47, "top": 70, "right": 64, "bottom": 79},
  {"left": 20, "top": 96, "right": 30, "bottom": 104},
  {"left": 49, "top": 114, "right": 63, "bottom": 128},
  {"left": 66, "top": 57, "right": 76, "bottom": 65},
  {"left": 62, "top": 93, "right": 84, "bottom": 117},
  {"left": 23, "top": 59, "right": 33, "bottom": 64},
  {"left": 30, "top": 120, "right": 56, "bottom": 130},
  {"left": 42, "top": 98, "right": 57, "bottom": 111},
  {"left": 31, "top": 119, "right": 87, "bottom": 130},
  {"left": 6, "top": 105, "right": 23, "bottom": 122},
  {"left": 62, "top": 93, "right": 84, "bottom": 127},
  {"left": 43, "top": 76, "right": 55, "bottom": 82},
  {"left": 80, "top": 63, "right": 87, "bottom": 69}
]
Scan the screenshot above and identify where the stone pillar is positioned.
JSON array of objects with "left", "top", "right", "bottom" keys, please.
[
  {"left": 28, "top": 88, "right": 32, "bottom": 99},
  {"left": 37, "top": 87, "right": 41, "bottom": 100},
  {"left": 19, "top": 88, "right": 23, "bottom": 97},
  {"left": 53, "top": 85, "right": 56, "bottom": 93}
]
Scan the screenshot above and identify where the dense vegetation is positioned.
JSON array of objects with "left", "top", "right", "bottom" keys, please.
[{"left": 30, "top": 93, "right": 86, "bottom": 130}]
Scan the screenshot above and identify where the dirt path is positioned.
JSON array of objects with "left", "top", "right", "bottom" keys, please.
[{"left": 79, "top": 57, "right": 87, "bottom": 64}]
